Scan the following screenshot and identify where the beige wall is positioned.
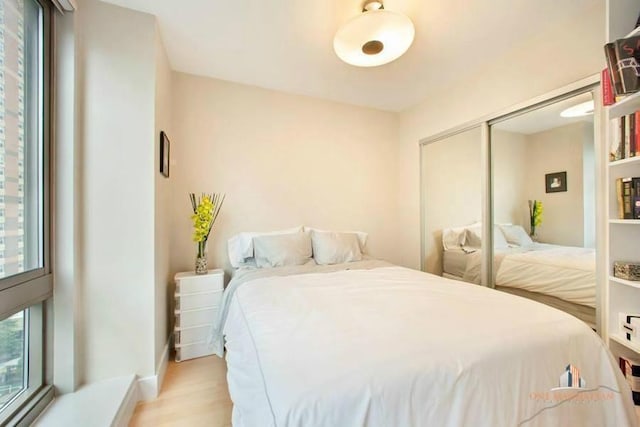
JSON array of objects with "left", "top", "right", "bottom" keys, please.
[
  {"left": 397, "top": 1, "right": 604, "bottom": 269},
  {"left": 169, "top": 74, "right": 399, "bottom": 275},
  {"left": 524, "top": 122, "right": 591, "bottom": 246},
  {"left": 492, "top": 130, "right": 529, "bottom": 226},
  {"left": 492, "top": 123, "right": 595, "bottom": 247},
  {"left": 68, "top": 0, "right": 174, "bottom": 386},
  {"left": 153, "top": 26, "right": 173, "bottom": 372},
  {"left": 78, "top": 0, "right": 156, "bottom": 382}
]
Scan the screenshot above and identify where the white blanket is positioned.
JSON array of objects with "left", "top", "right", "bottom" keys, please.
[
  {"left": 460, "top": 244, "right": 595, "bottom": 307},
  {"left": 496, "top": 245, "right": 595, "bottom": 308},
  {"left": 223, "top": 265, "right": 634, "bottom": 427}
]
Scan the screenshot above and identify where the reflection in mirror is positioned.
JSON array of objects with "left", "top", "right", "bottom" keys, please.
[
  {"left": 421, "top": 126, "right": 482, "bottom": 280},
  {"left": 490, "top": 91, "right": 596, "bottom": 329}
]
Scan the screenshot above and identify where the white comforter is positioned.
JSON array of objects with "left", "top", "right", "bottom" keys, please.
[
  {"left": 461, "top": 244, "right": 595, "bottom": 307},
  {"left": 222, "top": 264, "right": 634, "bottom": 427}
]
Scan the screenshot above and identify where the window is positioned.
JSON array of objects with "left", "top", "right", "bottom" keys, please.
[
  {"left": 0, "top": 311, "right": 25, "bottom": 409},
  {"left": 0, "top": 0, "right": 53, "bottom": 424}
]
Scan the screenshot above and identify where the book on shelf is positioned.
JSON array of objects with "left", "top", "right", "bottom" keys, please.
[
  {"left": 636, "top": 113, "right": 640, "bottom": 155},
  {"left": 631, "top": 112, "right": 637, "bottom": 156},
  {"left": 617, "top": 178, "right": 624, "bottom": 218},
  {"left": 616, "top": 177, "right": 640, "bottom": 219},
  {"left": 610, "top": 112, "right": 640, "bottom": 161},
  {"left": 625, "top": 113, "right": 632, "bottom": 158},
  {"left": 624, "top": 177, "right": 633, "bottom": 219},
  {"left": 604, "top": 42, "right": 624, "bottom": 96},
  {"left": 602, "top": 68, "right": 616, "bottom": 106},
  {"left": 614, "top": 36, "right": 640, "bottom": 95},
  {"left": 634, "top": 177, "right": 640, "bottom": 219},
  {"left": 619, "top": 356, "right": 640, "bottom": 406}
]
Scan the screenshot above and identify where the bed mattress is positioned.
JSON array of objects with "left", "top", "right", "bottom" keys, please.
[{"left": 214, "top": 262, "right": 634, "bottom": 427}]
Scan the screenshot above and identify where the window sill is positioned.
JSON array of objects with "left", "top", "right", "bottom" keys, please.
[{"left": 32, "top": 375, "right": 136, "bottom": 427}]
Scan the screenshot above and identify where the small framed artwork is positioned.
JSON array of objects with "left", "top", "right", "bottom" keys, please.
[
  {"left": 160, "top": 131, "right": 170, "bottom": 178},
  {"left": 545, "top": 171, "right": 567, "bottom": 193}
]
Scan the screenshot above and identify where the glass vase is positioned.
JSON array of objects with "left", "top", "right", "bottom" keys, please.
[{"left": 195, "top": 241, "right": 208, "bottom": 275}]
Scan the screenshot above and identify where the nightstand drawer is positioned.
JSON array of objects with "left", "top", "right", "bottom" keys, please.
[
  {"left": 175, "top": 269, "right": 224, "bottom": 293},
  {"left": 175, "top": 341, "right": 213, "bottom": 362},
  {"left": 174, "top": 324, "right": 211, "bottom": 345},
  {"left": 175, "top": 290, "right": 222, "bottom": 311},
  {"left": 175, "top": 307, "right": 218, "bottom": 328}
]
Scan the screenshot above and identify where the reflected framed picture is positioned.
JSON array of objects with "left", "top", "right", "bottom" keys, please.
[
  {"left": 545, "top": 171, "right": 566, "bottom": 193},
  {"left": 160, "top": 131, "right": 170, "bottom": 178}
]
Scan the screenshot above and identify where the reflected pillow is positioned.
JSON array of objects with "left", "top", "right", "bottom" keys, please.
[
  {"left": 442, "top": 226, "right": 467, "bottom": 250},
  {"left": 311, "top": 231, "right": 363, "bottom": 265},
  {"left": 499, "top": 224, "right": 533, "bottom": 247},
  {"left": 253, "top": 232, "right": 313, "bottom": 268},
  {"left": 465, "top": 226, "right": 509, "bottom": 249}
]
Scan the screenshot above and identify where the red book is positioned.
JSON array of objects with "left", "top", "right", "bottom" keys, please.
[
  {"left": 602, "top": 68, "right": 615, "bottom": 106},
  {"left": 631, "top": 113, "right": 637, "bottom": 157},
  {"left": 635, "top": 112, "right": 640, "bottom": 156}
]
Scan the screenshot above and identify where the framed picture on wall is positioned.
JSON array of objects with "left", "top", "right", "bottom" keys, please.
[
  {"left": 545, "top": 171, "right": 566, "bottom": 193},
  {"left": 160, "top": 131, "right": 170, "bottom": 178}
]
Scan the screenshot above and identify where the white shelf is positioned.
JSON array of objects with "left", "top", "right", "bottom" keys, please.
[
  {"left": 609, "top": 219, "right": 640, "bottom": 225},
  {"left": 610, "top": 333, "right": 640, "bottom": 354},
  {"left": 609, "top": 91, "right": 640, "bottom": 119},
  {"left": 625, "top": 26, "right": 640, "bottom": 39},
  {"left": 609, "top": 156, "right": 640, "bottom": 167},
  {"left": 610, "top": 275, "right": 640, "bottom": 289}
]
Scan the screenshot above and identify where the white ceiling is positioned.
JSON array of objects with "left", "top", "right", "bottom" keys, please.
[{"left": 99, "top": 0, "right": 600, "bottom": 112}]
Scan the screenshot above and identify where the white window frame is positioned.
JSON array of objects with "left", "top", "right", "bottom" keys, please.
[{"left": 0, "top": 0, "right": 55, "bottom": 424}]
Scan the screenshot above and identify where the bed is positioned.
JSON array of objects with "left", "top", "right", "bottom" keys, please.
[
  {"left": 211, "top": 240, "right": 634, "bottom": 426},
  {"left": 442, "top": 225, "right": 596, "bottom": 328}
]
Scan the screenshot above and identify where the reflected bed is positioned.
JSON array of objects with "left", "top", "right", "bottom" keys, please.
[{"left": 442, "top": 243, "right": 595, "bottom": 328}]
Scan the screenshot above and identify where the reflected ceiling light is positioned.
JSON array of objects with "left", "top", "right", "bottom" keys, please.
[
  {"left": 333, "top": 1, "right": 415, "bottom": 67},
  {"left": 560, "top": 100, "right": 594, "bottom": 118}
]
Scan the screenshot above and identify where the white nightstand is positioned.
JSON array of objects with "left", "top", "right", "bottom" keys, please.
[{"left": 174, "top": 269, "right": 224, "bottom": 362}]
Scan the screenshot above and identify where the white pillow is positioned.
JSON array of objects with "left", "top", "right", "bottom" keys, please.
[
  {"left": 227, "top": 226, "right": 303, "bottom": 268},
  {"left": 254, "top": 232, "right": 313, "bottom": 268},
  {"left": 442, "top": 226, "right": 467, "bottom": 250},
  {"left": 311, "top": 231, "right": 362, "bottom": 265},
  {"left": 499, "top": 224, "right": 533, "bottom": 247},
  {"left": 464, "top": 226, "right": 509, "bottom": 249},
  {"left": 304, "top": 227, "right": 367, "bottom": 252}
]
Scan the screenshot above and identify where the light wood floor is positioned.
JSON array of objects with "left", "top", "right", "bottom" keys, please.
[
  {"left": 129, "top": 355, "right": 640, "bottom": 426},
  {"left": 130, "top": 356, "right": 232, "bottom": 426}
]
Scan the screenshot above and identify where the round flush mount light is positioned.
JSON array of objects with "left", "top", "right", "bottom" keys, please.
[
  {"left": 560, "top": 100, "right": 594, "bottom": 118},
  {"left": 333, "top": 1, "right": 415, "bottom": 67}
]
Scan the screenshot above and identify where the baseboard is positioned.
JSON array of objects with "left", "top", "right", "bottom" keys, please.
[
  {"left": 136, "top": 339, "right": 171, "bottom": 401},
  {"left": 112, "top": 376, "right": 138, "bottom": 427}
]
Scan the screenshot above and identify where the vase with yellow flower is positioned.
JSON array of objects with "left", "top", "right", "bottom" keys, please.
[
  {"left": 190, "top": 192, "right": 225, "bottom": 274},
  {"left": 528, "top": 199, "right": 543, "bottom": 239}
]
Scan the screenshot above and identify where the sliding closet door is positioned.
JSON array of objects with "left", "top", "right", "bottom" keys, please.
[
  {"left": 489, "top": 90, "right": 598, "bottom": 329},
  {"left": 421, "top": 126, "right": 482, "bottom": 281}
]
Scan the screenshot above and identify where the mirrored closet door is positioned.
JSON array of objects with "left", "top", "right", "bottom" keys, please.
[
  {"left": 421, "top": 126, "right": 482, "bottom": 280},
  {"left": 490, "top": 89, "right": 598, "bottom": 329}
]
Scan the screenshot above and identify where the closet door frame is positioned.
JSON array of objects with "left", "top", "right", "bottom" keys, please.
[{"left": 419, "top": 74, "right": 604, "bottom": 333}]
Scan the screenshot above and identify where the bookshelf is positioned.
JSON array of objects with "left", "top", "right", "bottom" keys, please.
[
  {"left": 609, "top": 156, "right": 640, "bottom": 167},
  {"left": 611, "top": 333, "right": 640, "bottom": 354},
  {"left": 609, "top": 275, "right": 640, "bottom": 290},
  {"left": 609, "top": 91, "right": 640, "bottom": 118},
  {"left": 605, "top": 5, "right": 640, "bottom": 361},
  {"left": 609, "top": 219, "right": 640, "bottom": 225}
]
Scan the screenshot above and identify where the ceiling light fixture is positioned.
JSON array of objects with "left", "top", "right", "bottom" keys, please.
[
  {"left": 333, "top": 0, "right": 415, "bottom": 67},
  {"left": 560, "top": 100, "right": 594, "bottom": 118}
]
